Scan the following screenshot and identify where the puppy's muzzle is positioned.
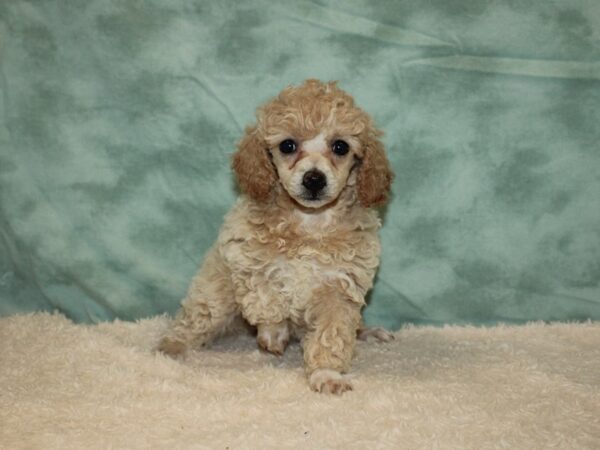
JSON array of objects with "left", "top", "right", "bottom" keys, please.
[{"left": 302, "top": 169, "right": 327, "bottom": 199}]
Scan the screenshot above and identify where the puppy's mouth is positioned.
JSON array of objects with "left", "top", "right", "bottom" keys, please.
[
  {"left": 303, "top": 190, "right": 326, "bottom": 202},
  {"left": 291, "top": 193, "right": 330, "bottom": 210}
]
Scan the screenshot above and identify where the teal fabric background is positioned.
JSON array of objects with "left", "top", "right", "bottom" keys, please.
[{"left": 1, "top": 0, "right": 599, "bottom": 328}]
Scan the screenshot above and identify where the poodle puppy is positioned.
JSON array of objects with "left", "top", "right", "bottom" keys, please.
[{"left": 159, "top": 79, "right": 393, "bottom": 394}]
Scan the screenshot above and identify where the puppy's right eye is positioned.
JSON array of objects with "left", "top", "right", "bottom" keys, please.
[{"left": 279, "top": 139, "right": 297, "bottom": 154}]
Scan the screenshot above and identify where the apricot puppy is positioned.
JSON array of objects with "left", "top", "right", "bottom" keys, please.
[{"left": 159, "top": 79, "right": 393, "bottom": 394}]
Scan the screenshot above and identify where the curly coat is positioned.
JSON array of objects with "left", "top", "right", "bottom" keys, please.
[{"left": 159, "top": 80, "right": 393, "bottom": 394}]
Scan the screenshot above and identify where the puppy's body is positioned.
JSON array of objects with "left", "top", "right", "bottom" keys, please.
[{"left": 159, "top": 80, "right": 392, "bottom": 394}]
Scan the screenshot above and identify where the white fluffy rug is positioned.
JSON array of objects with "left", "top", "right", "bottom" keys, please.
[{"left": 1, "top": 313, "right": 599, "bottom": 449}]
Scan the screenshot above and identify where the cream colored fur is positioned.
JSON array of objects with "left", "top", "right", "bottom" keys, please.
[
  {"left": 2, "top": 313, "right": 599, "bottom": 449},
  {"left": 159, "top": 80, "right": 394, "bottom": 392}
]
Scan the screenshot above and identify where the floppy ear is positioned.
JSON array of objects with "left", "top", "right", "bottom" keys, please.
[
  {"left": 357, "top": 130, "right": 394, "bottom": 208},
  {"left": 232, "top": 125, "right": 276, "bottom": 202}
]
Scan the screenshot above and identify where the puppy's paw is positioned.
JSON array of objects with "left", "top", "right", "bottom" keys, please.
[
  {"left": 309, "top": 369, "right": 353, "bottom": 395},
  {"left": 157, "top": 337, "right": 187, "bottom": 358},
  {"left": 357, "top": 326, "right": 395, "bottom": 343},
  {"left": 257, "top": 322, "right": 289, "bottom": 356}
]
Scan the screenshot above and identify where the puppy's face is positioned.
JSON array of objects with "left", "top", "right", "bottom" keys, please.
[
  {"left": 266, "top": 127, "right": 361, "bottom": 208},
  {"left": 233, "top": 80, "right": 393, "bottom": 208}
]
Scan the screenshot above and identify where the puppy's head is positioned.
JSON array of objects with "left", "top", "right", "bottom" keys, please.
[{"left": 233, "top": 79, "right": 393, "bottom": 208}]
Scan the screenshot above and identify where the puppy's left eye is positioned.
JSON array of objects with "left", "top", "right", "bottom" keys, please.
[{"left": 332, "top": 140, "right": 350, "bottom": 156}]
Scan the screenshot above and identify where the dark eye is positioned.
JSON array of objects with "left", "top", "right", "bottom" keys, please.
[
  {"left": 279, "top": 139, "right": 297, "bottom": 154},
  {"left": 332, "top": 140, "right": 350, "bottom": 156}
]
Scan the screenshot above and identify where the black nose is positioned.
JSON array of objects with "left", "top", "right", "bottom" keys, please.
[{"left": 302, "top": 169, "right": 327, "bottom": 194}]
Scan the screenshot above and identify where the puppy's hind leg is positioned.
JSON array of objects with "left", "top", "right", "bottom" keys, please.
[
  {"left": 158, "top": 248, "right": 237, "bottom": 358},
  {"left": 357, "top": 323, "right": 395, "bottom": 343}
]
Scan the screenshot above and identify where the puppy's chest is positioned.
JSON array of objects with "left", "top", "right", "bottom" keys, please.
[
  {"left": 219, "top": 203, "right": 381, "bottom": 307},
  {"left": 243, "top": 234, "right": 352, "bottom": 281},
  {"left": 225, "top": 230, "right": 373, "bottom": 302},
  {"left": 257, "top": 243, "right": 353, "bottom": 308}
]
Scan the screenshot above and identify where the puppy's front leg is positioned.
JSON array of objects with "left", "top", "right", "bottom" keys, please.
[{"left": 303, "top": 286, "right": 361, "bottom": 394}]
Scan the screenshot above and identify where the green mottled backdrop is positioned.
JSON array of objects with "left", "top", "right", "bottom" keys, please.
[{"left": 1, "top": 0, "right": 599, "bottom": 328}]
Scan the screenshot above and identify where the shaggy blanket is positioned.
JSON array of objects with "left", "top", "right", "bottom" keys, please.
[{"left": 1, "top": 313, "right": 599, "bottom": 449}]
